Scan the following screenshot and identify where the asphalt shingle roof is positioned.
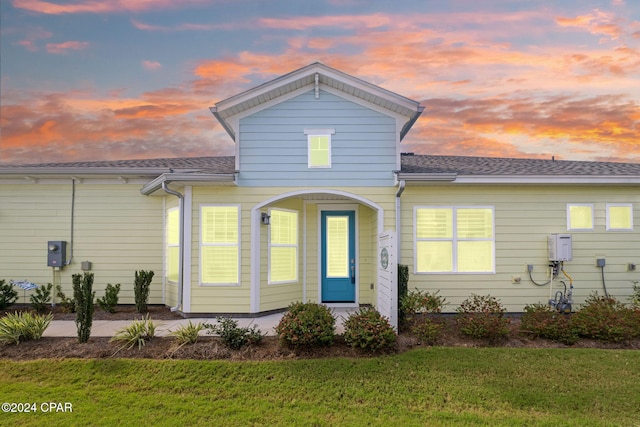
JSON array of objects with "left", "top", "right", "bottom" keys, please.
[
  {"left": 2, "top": 154, "right": 639, "bottom": 177},
  {"left": 400, "top": 154, "right": 640, "bottom": 176}
]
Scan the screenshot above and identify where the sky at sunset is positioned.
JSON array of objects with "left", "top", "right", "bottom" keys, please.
[{"left": 1, "top": 0, "right": 639, "bottom": 165}]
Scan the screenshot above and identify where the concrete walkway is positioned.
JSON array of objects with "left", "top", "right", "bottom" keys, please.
[{"left": 44, "top": 308, "right": 354, "bottom": 338}]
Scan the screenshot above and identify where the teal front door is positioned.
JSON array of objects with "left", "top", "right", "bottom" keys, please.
[{"left": 321, "top": 211, "right": 356, "bottom": 303}]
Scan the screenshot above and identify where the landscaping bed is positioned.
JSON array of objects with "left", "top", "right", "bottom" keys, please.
[{"left": 1, "top": 306, "right": 638, "bottom": 361}]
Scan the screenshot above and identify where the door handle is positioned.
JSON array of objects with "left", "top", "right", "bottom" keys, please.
[{"left": 350, "top": 265, "right": 355, "bottom": 284}]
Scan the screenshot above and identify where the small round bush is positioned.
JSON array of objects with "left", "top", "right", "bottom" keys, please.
[
  {"left": 572, "top": 293, "right": 639, "bottom": 342},
  {"left": 411, "top": 318, "right": 443, "bottom": 345},
  {"left": 275, "top": 302, "right": 336, "bottom": 349},
  {"left": 520, "top": 303, "right": 578, "bottom": 345},
  {"left": 343, "top": 307, "right": 396, "bottom": 353},
  {"left": 456, "top": 294, "right": 510, "bottom": 342}
]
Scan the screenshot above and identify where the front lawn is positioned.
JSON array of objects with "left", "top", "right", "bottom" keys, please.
[{"left": 1, "top": 347, "right": 639, "bottom": 426}]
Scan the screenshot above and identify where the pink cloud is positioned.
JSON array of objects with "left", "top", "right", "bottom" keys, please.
[
  {"left": 142, "top": 60, "right": 162, "bottom": 71},
  {"left": 46, "top": 41, "right": 89, "bottom": 54},
  {"left": 130, "top": 18, "right": 235, "bottom": 32},
  {"left": 12, "top": 0, "right": 208, "bottom": 15}
]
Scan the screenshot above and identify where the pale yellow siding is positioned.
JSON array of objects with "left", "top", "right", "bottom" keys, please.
[
  {"left": 400, "top": 185, "right": 640, "bottom": 312},
  {"left": 0, "top": 182, "right": 164, "bottom": 304},
  {"left": 188, "top": 186, "right": 396, "bottom": 314}
]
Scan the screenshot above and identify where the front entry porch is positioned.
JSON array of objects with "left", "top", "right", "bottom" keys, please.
[{"left": 249, "top": 189, "right": 393, "bottom": 324}]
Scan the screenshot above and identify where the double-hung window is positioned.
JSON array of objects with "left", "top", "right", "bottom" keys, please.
[
  {"left": 304, "top": 129, "right": 335, "bottom": 168},
  {"left": 415, "top": 207, "right": 494, "bottom": 273},
  {"left": 201, "top": 205, "right": 239, "bottom": 285},
  {"left": 269, "top": 208, "right": 299, "bottom": 283},
  {"left": 166, "top": 208, "right": 179, "bottom": 283}
]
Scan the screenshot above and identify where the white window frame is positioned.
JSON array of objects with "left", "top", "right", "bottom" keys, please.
[
  {"left": 166, "top": 207, "right": 179, "bottom": 284},
  {"left": 414, "top": 206, "right": 495, "bottom": 274},
  {"left": 268, "top": 208, "right": 299, "bottom": 284},
  {"left": 304, "top": 128, "right": 335, "bottom": 169},
  {"left": 567, "top": 203, "right": 594, "bottom": 231},
  {"left": 200, "top": 204, "right": 241, "bottom": 286},
  {"left": 606, "top": 203, "right": 633, "bottom": 231}
]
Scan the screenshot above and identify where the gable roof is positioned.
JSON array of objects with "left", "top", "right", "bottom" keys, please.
[{"left": 210, "top": 62, "right": 424, "bottom": 142}]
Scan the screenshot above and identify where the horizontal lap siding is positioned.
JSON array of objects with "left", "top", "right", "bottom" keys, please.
[
  {"left": 237, "top": 90, "right": 397, "bottom": 187},
  {"left": 401, "top": 185, "right": 640, "bottom": 312},
  {"left": 190, "top": 186, "right": 396, "bottom": 313},
  {"left": 0, "top": 184, "right": 163, "bottom": 304}
]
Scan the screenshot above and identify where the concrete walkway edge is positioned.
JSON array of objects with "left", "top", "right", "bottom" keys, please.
[{"left": 44, "top": 309, "right": 354, "bottom": 338}]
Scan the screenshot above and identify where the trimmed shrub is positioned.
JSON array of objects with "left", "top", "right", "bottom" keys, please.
[
  {"left": 171, "top": 321, "right": 205, "bottom": 346},
  {"left": 275, "top": 302, "right": 336, "bottom": 349},
  {"left": 134, "top": 270, "right": 154, "bottom": 313},
  {"left": 30, "top": 283, "right": 53, "bottom": 313},
  {"left": 73, "top": 273, "right": 95, "bottom": 344},
  {"left": 0, "top": 280, "right": 18, "bottom": 310},
  {"left": 401, "top": 289, "right": 448, "bottom": 345},
  {"left": 520, "top": 303, "right": 578, "bottom": 345},
  {"left": 205, "top": 317, "right": 263, "bottom": 350},
  {"left": 456, "top": 294, "right": 510, "bottom": 342},
  {"left": 343, "top": 307, "right": 396, "bottom": 353},
  {"left": 55, "top": 285, "right": 75, "bottom": 313},
  {"left": 97, "top": 283, "right": 120, "bottom": 313},
  {"left": 0, "top": 311, "right": 53, "bottom": 345},
  {"left": 412, "top": 319, "right": 444, "bottom": 345},
  {"left": 401, "top": 289, "right": 447, "bottom": 316},
  {"left": 572, "top": 293, "right": 638, "bottom": 342},
  {"left": 631, "top": 281, "right": 640, "bottom": 309},
  {"left": 110, "top": 314, "right": 156, "bottom": 351}
]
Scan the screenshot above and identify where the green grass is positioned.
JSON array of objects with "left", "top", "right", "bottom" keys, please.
[{"left": 1, "top": 348, "right": 639, "bottom": 426}]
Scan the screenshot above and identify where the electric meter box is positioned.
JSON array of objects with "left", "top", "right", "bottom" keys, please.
[
  {"left": 47, "top": 241, "right": 67, "bottom": 267},
  {"left": 548, "top": 234, "right": 572, "bottom": 261}
]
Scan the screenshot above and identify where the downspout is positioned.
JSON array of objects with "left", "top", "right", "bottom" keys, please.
[
  {"left": 162, "top": 182, "right": 184, "bottom": 312},
  {"left": 395, "top": 179, "right": 406, "bottom": 264},
  {"left": 65, "top": 177, "right": 75, "bottom": 266}
]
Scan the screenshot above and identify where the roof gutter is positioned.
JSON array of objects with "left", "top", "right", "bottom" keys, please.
[
  {"left": 162, "top": 182, "right": 184, "bottom": 313},
  {"left": 395, "top": 180, "right": 406, "bottom": 266},
  {"left": 140, "top": 172, "right": 236, "bottom": 195},
  {"left": 396, "top": 173, "right": 640, "bottom": 184}
]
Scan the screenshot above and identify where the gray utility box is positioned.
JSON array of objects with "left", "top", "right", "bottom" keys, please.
[
  {"left": 548, "top": 234, "right": 572, "bottom": 262},
  {"left": 47, "top": 241, "right": 67, "bottom": 267}
]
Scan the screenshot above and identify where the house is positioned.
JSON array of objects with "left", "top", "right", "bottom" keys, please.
[{"left": 1, "top": 62, "right": 639, "bottom": 326}]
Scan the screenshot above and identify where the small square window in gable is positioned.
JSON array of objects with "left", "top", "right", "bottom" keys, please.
[{"left": 304, "top": 129, "right": 335, "bottom": 168}]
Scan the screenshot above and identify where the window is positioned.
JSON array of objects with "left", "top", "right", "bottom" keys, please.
[
  {"left": 201, "top": 205, "right": 239, "bottom": 285},
  {"left": 415, "top": 207, "right": 494, "bottom": 273},
  {"left": 607, "top": 204, "right": 633, "bottom": 231},
  {"left": 269, "top": 209, "right": 298, "bottom": 283},
  {"left": 166, "top": 208, "right": 179, "bottom": 283},
  {"left": 567, "top": 204, "right": 594, "bottom": 231},
  {"left": 304, "top": 129, "right": 335, "bottom": 168}
]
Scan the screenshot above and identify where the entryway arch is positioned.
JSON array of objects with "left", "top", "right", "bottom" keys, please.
[{"left": 249, "top": 189, "right": 385, "bottom": 313}]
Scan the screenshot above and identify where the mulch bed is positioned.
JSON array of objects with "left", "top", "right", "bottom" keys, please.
[{"left": 1, "top": 306, "right": 639, "bottom": 361}]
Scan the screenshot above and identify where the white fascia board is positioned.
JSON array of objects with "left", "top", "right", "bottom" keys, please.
[
  {"left": 401, "top": 174, "right": 640, "bottom": 184},
  {"left": 213, "top": 63, "right": 421, "bottom": 122},
  {"left": 320, "top": 85, "right": 409, "bottom": 122},
  {"left": 0, "top": 167, "right": 171, "bottom": 177},
  {"left": 453, "top": 175, "right": 640, "bottom": 184},
  {"left": 141, "top": 173, "right": 235, "bottom": 195},
  {"left": 316, "top": 64, "right": 422, "bottom": 112}
]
